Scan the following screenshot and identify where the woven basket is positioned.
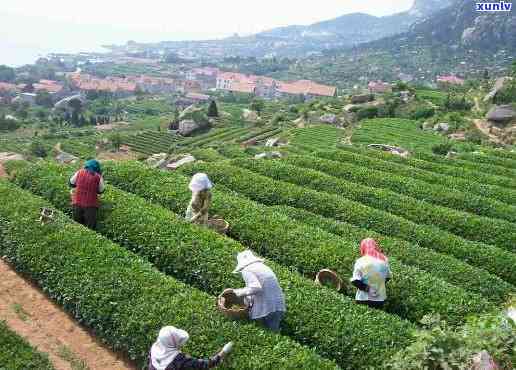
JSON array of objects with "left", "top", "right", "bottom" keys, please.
[
  {"left": 217, "top": 290, "right": 249, "bottom": 320},
  {"left": 315, "top": 269, "right": 343, "bottom": 292},
  {"left": 207, "top": 218, "right": 230, "bottom": 235}
]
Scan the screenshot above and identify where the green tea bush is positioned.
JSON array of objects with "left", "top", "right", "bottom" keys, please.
[
  {"left": 329, "top": 147, "right": 516, "bottom": 202},
  {"left": 10, "top": 164, "right": 414, "bottom": 369},
  {"left": 0, "top": 181, "right": 338, "bottom": 370},
  {"left": 230, "top": 158, "right": 516, "bottom": 253},
  {"left": 0, "top": 321, "right": 54, "bottom": 370},
  {"left": 283, "top": 153, "right": 516, "bottom": 224},
  {"left": 182, "top": 161, "right": 516, "bottom": 286}
]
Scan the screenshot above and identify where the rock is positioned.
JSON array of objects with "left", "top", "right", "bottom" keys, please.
[
  {"left": 486, "top": 105, "right": 516, "bottom": 124},
  {"left": 508, "top": 307, "right": 516, "bottom": 323},
  {"left": 448, "top": 132, "right": 466, "bottom": 141},
  {"left": 243, "top": 109, "right": 259, "bottom": 123},
  {"left": 166, "top": 155, "right": 196, "bottom": 170},
  {"left": 265, "top": 138, "right": 280, "bottom": 147},
  {"left": 54, "top": 94, "right": 85, "bottom": 110},
  {"left": 367, "top": 144, "right": 410, "bottom": 158},
  {"left": 146, "top": 153, "right": 168, "bottom": 168},
  {"left": 446, "top": 151, "right": 458, "bottom": 159},
  {"left": 351, "top": 94, "right": 373, "bottom": 104},
  {"left": 178, "top": 104, "right": 200, "bottom": 120},
  {"left": 254, "top": 152, "right": 282, "bottom": 160},
  {"left": 320, "top": 114, "right": 337, "bottom": 124},
  {"left": 55, "top": 151, "right": 78, "bottom": 164},
  {"left": 422, "top": 122, "right": 434, "bottom": 131},
  {"left": 434, "top": 122, "right": 451, "bottom": 133},
  {"left": 484, "top": 77, "right": 511, "bottom": 102},
  {"left": 179, "top": 119, "right": 200, "bottom": 136}
]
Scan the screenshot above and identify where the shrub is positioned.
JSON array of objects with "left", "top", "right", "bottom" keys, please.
[
  {"left": 332, "top": 146, "right": 516, "bottom": 202},
  {"left": 0, "top": 321, "right": 54, "bottom": 370},
  {"left": 410, "top": 107, "right": 435, "bottom": 120},
  {"left": 465, "top": 128, "right": 487, "bottom": 145},
  {"left": 432, "top": 141, "right": 455, "bottom": 156},
  {"left": 10, "top": 162, "right": 414, "bottom": 369},
  {"left": 356, "top": 106, "right": 378, "bottom": 120},
  {"left": 29, "top": 140, "right": 48, "bottom": 158},
  {"left": 285, "top": 153, "right": 516, "bottom": 224},
  {"left": 230, "top": 158, "right": 516, "bottom": 253},
  {"left": 182, "top": 160, "right": 516, "bottom": 286},
  {"left": 102, "top": 161, "right": 498, "bottom": 324},
  {"left": 388, "top": 313, "right": 515, "bottom": 370},
  {"left": 0, "top": 181, "right": 337, "bottom": 370}
]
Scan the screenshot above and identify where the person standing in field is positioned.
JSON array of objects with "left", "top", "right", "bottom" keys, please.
[
  {"left": 185, "top": 173, "right": 212, "bottom": 225},
  {"left": 350, "top": 238, "right": 392, "bottom": 309},
  {"left": 148, "top": 326, "right": 233, "bottom": 370},
  {"left": 227, "top": 250, "right": 286, "bottom": 332},
  {"left": 69, "top": 159, "right": 105, "bottom": 230}
]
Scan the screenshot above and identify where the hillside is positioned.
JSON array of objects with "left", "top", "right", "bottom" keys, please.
[{"left": 272, "top": 0, "right": 515, "bottom": 88}]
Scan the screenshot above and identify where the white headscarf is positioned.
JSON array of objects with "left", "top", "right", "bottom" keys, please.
[
  {"left": 233, "top": 250, "right": 265, "bottom": 274},
  {"left": 189, "top": 173, "right": 213, "bottom": 193},
  {"left": 151, "top": 326, "right": 189, "bottom": 370}
]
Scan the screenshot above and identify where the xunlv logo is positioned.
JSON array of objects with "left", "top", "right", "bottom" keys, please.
[{"left": 476, "top": 1, "right": 513, "bottom": 11}]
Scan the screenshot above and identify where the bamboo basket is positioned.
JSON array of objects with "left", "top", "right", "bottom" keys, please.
[
  {"left": 315, "top": 269, "right": 343, "bottom": 292},
  {"left": 217, "top": 290, "right": 249, "bottom": 320}
]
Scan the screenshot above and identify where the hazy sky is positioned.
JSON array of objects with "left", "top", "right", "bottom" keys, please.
[{"left": 1, "top": 0, "right": 414, "bottom": 65}]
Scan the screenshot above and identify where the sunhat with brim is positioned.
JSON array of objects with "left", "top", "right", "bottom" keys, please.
[
  {"left": 189, "top": 173, "right": 213, "bottom": 192},
  {"left": 233, "top": 250, "right": 265, "bottom": 274}
]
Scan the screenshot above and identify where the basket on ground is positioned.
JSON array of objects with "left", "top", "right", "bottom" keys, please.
[
  {"left": 315, "top": 269, "right": 343, "bottom": 292},
  {"left": 207, "top": 217, "right": 230, "bottom": 235},
  {"left": 217, "top": 290, "right": 249, "bottom": 320}
]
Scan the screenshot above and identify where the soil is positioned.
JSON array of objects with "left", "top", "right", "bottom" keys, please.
[
  {"left": 97, "top": 150, "right": 138, "bottom": 161},
  {"left": 474, "top": 119, "right": 503, "bottom": 144},
  {"left": 0, "top": 163, "right": 6, "bottom": 178},
  {"left": 0, "top": 260, "right": 136, "bottom": 370}
]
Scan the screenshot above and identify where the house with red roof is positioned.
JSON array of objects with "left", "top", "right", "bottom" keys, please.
[
  {"left": 368, "top": 81, "right": 392, "bottom": 94},
  {"left": 436, "top": 75, "right": 465, "bottom": 86}
]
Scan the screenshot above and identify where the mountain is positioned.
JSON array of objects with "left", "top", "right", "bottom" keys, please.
[
  {"left": 268, "top": 0, "right": 515, "bottom": 88},
  {"left": 250, "top": 0, "right": 453, "bottom": 52}
]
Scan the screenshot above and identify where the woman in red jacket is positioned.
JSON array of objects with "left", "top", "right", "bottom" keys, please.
[{"left": 69, "top": 159, "right": 105, "bottom": 229}]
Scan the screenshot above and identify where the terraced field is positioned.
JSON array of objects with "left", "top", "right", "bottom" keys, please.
[{"left": 1, "top": 118, "right": 515, "bottom": 368}]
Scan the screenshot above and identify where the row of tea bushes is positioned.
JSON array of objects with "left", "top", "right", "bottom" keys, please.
[{"left": 0, "top": 180, "right": 338, "bottom": 370}]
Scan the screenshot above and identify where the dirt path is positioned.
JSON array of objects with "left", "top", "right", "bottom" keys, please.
[{"left": 0, "top": 260, "right": 136, "bottom": 370}]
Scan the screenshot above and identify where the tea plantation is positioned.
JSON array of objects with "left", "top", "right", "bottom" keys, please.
[{"left": 1, "top": 119, "right": 515, "bottom": 369}]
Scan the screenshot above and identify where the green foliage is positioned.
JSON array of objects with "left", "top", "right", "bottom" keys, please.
[
  {"left": 35, "top": 91, "right": 54, "bottom": 108},
  {"left": 330, "top": 146, "right": 516, "bottom": 206},
  {"left": 0, "top": 321, "right": 54, "bottom": 370},
  {"left": 207, "top": 100, "right": 219, "bottom": 118},
  {"left": 0, "top": 181, "right": 337, "bottom": 370},
  {"left": 185, "top": 159, "right": 516, "bottom": 287},
  {"left": 444, "top": 93, "right": 473, "bottom": 111},
  {"left": 0, "top": 65, "right": 16, "bottom": 82},
  {"left": 109, "top": 132, "right": 123, "bottom": 151},
  {"left": 29, "top": 140, "right": 48, "bottom": 158},
  {"left": 356, "top": 106, "right": 378, "bottom": 120},
  {"left": 410, "top": 106, "right": 435, "bottom": 120},
  {"left": 388, "top": 313, "right": 515, "bottom": 370},
  {"left": 432, "top": 141, "right": 455, "bottom": 156},
  {"left": 0, "top": 114, "right": 20, "bottom": 131},
  {"left": 289, "top": 151, "right": 516, "bottom": 226},
  {"left": 415, "top": 89, "right": 447, "bottom": 106},
  {"left": 10, "top": 162, "right": 411, "bottom": 369},
  {"left": 465, "top": 128, "right": 488, "bottom": 145},
  {"left": 230, "top": 158, "right": 516, "bottom": 253},
  {"left": 250, "top": 99, "right": 265, "bottom": 113}
]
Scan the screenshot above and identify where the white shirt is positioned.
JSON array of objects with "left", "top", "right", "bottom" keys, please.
[
  {"left": 235, "top": 263, "right": 286, "bottom": 319},
  {"left": 351, "top": 256, "right": 392, "bottom": 302}
]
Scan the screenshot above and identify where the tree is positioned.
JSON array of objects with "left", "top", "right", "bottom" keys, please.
[
  {"left": 207, "top": 100, "right": 219, "bottom": 117},
  {"left": 29, "top": 140, "right": 48, "bottom": 158},
  {"left": 110, "top": 133, "right": 122, "bottom": 151},
  {"left": 35, "top": 91, "right": 53, "bottom": 108},
  {"left": 0, "top": 65, "right": 15, "bottom": 82},
  {"left": 0, "top": 115, "right": 20, "bottom": 131},
  {"left": 250, "top": 98, "right": 265, "bottom": 113}
]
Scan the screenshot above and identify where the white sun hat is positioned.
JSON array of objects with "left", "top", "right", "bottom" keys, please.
[
  {"left": 233, "top": 250, "right": 265, "bottom": 274},
  {"left": 189, "top": 173, "right": 213, "bottom": 192}
]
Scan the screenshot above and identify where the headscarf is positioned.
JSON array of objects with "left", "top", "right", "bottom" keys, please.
[
  {"left": 233, "top": 250, "right": 265, "bottom": 274},
  {"left": 189, "top": 173, "right": 213, "bottom": 193},
  {"left": 84, "top": 159, "right": 102, "bottom": 175},
  {"left": 150, "top": 326, "right": 189, "bottom": 370},
  {"left": 360, "top": 238, "right": 388, "bottom": 262}
]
